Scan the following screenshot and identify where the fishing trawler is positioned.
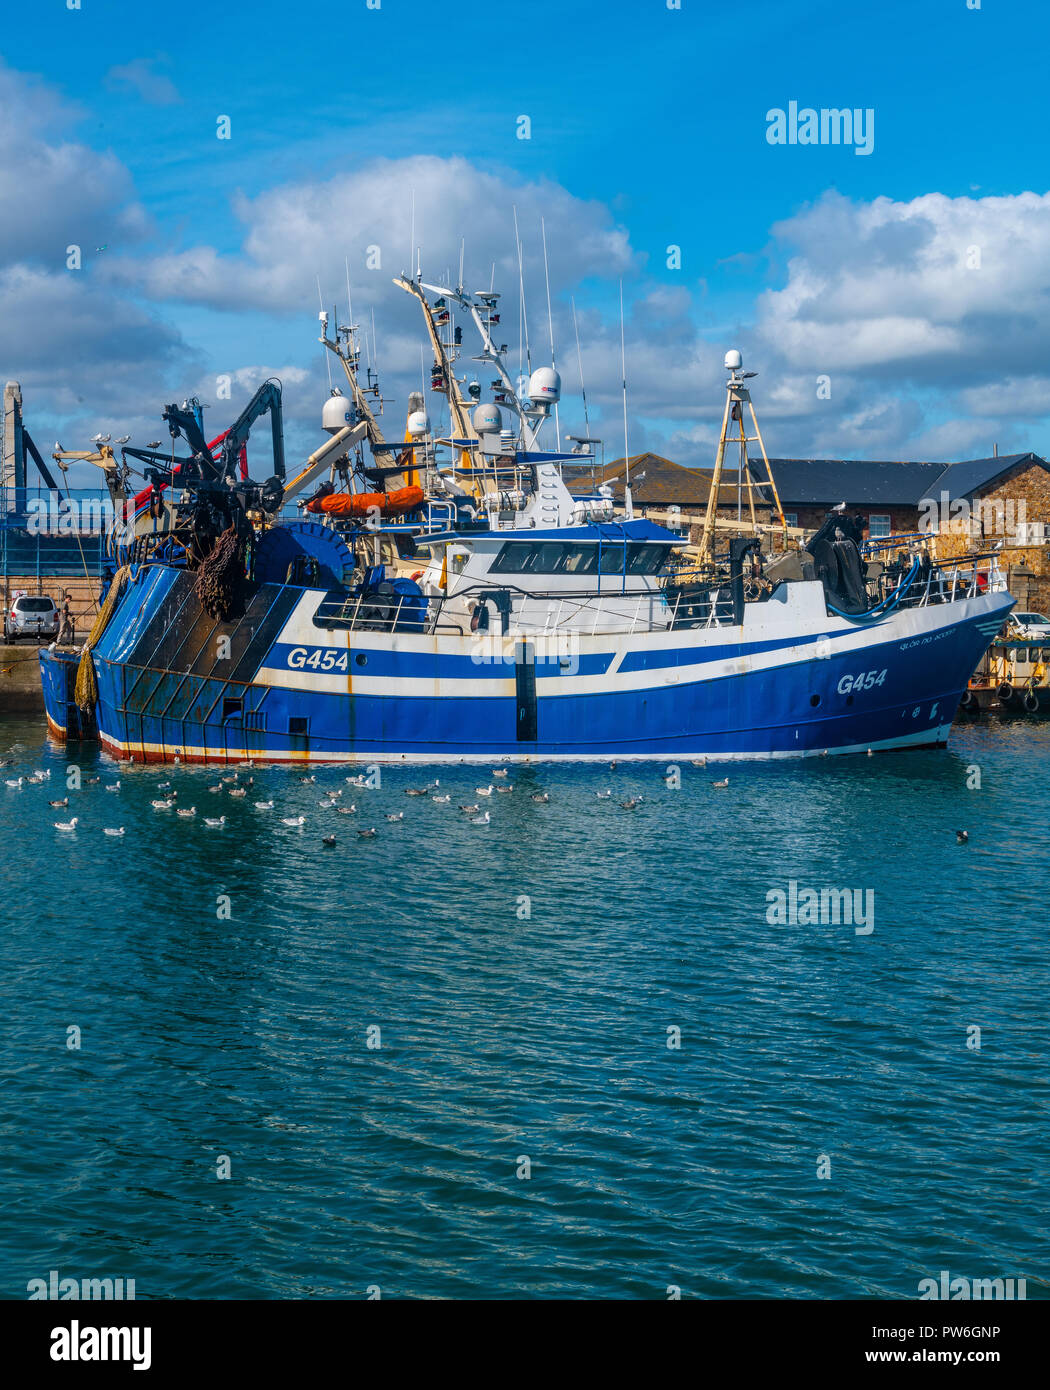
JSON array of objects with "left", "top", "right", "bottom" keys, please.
[{"left": 39, "top": 275, "right": 1012, "bottom": 763}]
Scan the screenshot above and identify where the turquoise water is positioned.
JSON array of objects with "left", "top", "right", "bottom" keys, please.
[{"left": 1, "top": 715, "right": 1047, "bottom": 1299}]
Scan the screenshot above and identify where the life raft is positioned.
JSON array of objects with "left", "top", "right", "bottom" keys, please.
[{"left": 306, "top": 486, "right": 425, "bottom": 518}]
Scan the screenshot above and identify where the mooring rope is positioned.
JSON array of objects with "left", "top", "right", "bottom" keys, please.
[{"left": 75, "top": 564, "right": 131, "bottom": 712}]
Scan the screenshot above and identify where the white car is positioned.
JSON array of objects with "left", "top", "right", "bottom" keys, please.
[
  {"left": 4, "top": 594, "right": 59, "bottom": 642},
  {"left": 1006, "top": 611, "right": 1050, "bottom": 640}
]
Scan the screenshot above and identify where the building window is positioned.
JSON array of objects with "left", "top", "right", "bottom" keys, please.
[
  {"left": 868, "top": 514, "right": 891, "bottom": 539},
  {"left": 784, "top": 513, "right": 798, "bottom": 528}
]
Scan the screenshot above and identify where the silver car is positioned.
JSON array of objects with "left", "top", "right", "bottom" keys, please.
[{"left": 5, "top": 594, "right": 59, "bottom": 642}]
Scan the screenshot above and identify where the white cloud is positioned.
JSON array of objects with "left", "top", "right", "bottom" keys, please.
[
  {"left": 105, "top": 155, "right": 637, "bottom": 316},
  {"left": 758, "top": 189, "right": 1050, "bottom": 384},
  {"left": 0, "top": 61, "right": 148, "bottom": 266}
]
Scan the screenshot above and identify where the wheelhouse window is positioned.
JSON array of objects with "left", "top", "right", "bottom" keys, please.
[
  {"left": 489, "top": 540, "right": 670, "bottom": 576},
  {"left": 868, "top": 514, "right": 891, "bottom": 539}
]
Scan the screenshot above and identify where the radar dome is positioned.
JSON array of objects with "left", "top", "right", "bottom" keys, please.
[
  {"left": 472, "top": 403, "right": 503, "bottom": 434},
  {"left": 407, "top": 410, "right": 430, "bottom": 438},
  {"left": 322, "top": 389, "right": 353, "bottom": 435},
  {"left": 724, "top": 349, "right": 742, "bottom": 371},
  {"left": 528, "top": 366, "right": 561, "bottom": 404}
]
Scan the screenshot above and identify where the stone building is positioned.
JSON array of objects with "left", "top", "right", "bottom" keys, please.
[{"left": 750, "top": 453, "right": 1050, "bottom": 539}]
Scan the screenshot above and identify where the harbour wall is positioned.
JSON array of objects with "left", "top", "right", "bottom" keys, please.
[{"left": 0, "top": 643, "right": 48, "bottom": 712}]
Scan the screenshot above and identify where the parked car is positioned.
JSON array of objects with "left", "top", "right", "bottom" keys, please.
[
  {"left": 1006, "top": 611, "right": 1050, "bottom": 640},
  {"left": 4, "top": 594, "right": 59, "bottom": 642}
]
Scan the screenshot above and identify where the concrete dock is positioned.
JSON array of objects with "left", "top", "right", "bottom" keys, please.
[{"left": 0, "top": 643, "right": 52, "bottom": 712}]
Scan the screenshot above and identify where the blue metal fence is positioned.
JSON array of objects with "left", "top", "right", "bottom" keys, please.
[{"left": 1, "top": 486, "right": 109, "bottom": 579}]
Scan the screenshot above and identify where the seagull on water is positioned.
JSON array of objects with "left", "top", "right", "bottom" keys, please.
[{"left": 54, "top": 817, "right": 79, "bottom": 831}]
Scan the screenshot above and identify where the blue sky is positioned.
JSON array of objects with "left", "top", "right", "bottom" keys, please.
[{"left": 3, "top": 0, "right": 1050, "bottom": 484}]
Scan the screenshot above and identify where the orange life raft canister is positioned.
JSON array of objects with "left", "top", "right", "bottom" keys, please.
[{"left": 306, "top": 486, "right": 425, "bottom": 518}]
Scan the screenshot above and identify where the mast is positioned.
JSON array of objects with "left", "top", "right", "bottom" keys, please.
[
  {"left": 318, "top": 314, "right": 385, "bottom": 453},
  {"left": 697, "top": 349, "right": 787, "bottom": 562},
  {"left": 417, "top": 279, "right": 543, "bottom": 450},
  {"left": 394, "top": 274, "right": 476, "bottom": 444}
]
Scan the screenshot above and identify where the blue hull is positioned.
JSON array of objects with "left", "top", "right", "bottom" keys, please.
[{"left": 40, "top": 564, "right": 1012, "bottom": 763}]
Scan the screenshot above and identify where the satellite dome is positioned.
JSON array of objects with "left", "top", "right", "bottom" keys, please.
[
  {"left": 322, "top": 389, "right": 353, "bottom": 435},
  {"left": 407, "top": 410, "right": 430, "bottom": 438},
  {"left": 472, "top": 403, "right": 503, "bottom": 434},
  {"left": 724, "top": 349, "right": 743, "bottom": 371},
  {"left": 527, "top": 366, "right": 561, "bottom": 403}
]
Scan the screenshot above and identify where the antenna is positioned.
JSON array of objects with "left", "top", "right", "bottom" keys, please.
[
  {"left": 571, "top": 296, "right": 590, "bottom": 437},
  {"left": 513, "top": 206, "right": 532, "bottom": 387},
  {"left": 541, "top": 216, "right": 560, "bottom": 450},
  {"left": 458, "top": 239, "right": 465, "bottom": 295},
  {"left": 619, "top": 280, "right": 630, "bottom": 490},
  {"left": 409, "top": 189, "right": 416, "bottom": 280},
  {"left": 317, "top": 276, "right": 332, "bottom": 390}
]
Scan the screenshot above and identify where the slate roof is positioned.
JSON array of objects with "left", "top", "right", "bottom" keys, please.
[
  {"left": 577, "top": 453, "right": 741, "bottom": 507},
  {"left": 749, "top": 453, "right": 1047, "bottom": 507},
  {"left": 933, "top": 453, "right": 1041, "bottom": 502}
]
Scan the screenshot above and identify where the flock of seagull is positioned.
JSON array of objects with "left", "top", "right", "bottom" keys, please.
[{"left": 2, "top": 754, "right": 749, "bottom": 844}]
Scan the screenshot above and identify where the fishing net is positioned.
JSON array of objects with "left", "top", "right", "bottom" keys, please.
[
  {"left": 194, "top": 523, "right": 247, "bottom": 621},
  {"left": 75, "top": 565, "right": 130, "bottom": 712}
]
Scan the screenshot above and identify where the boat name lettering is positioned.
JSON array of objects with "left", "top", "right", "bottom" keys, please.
[
  {"left": 899, "top": 630, "right": 949, "bottom": 651},
  {"left": 287, "top": 646, "right": 349, "bottom": 672},
  {"left": 837, "top": 668, "right": 887, "bottom": 694}
]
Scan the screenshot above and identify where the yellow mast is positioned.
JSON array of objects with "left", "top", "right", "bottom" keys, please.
[
  {"left": 697, "top": 351, "right": 787, "bottom": 562},
  {"left": 393, "top": 275, "right": 477, "bottom": 444}
]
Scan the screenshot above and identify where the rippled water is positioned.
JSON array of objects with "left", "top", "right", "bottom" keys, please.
[{"left": 1, "top": 715, "right": 1047, "bottom": 1299}]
